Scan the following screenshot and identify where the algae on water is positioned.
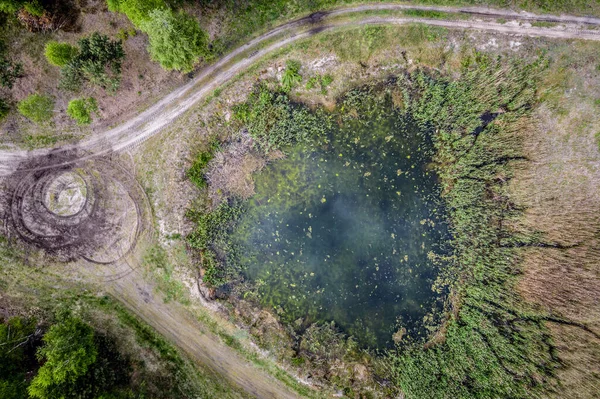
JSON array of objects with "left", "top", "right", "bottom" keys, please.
[{"left": 231, "top": 95, "right": 451, "bottom": 348}]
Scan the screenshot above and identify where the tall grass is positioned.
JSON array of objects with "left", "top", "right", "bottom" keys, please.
[{"left": 391, "top": 55, "right": 559, "bottom": 398}]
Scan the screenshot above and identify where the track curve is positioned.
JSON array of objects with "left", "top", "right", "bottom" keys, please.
[{"left": 1, "top": 4, "right": 600, "bottom": 176}]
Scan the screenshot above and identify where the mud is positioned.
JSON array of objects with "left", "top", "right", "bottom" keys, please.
[{"left": 1, "top": 150, "right": 145, "bottom": 264}]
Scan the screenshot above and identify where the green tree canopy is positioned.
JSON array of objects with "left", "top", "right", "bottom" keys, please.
[
  {"left": 67, "top": 97, "right": 98, "bottom": 125},
  {"left": 0, "top": 317, "right": 40, "bottom": 399},
  {"left": 60, "top": 32, "right": 125, "bottom": 92},
  {"left": 28, "top": 316, "right": 97, "bottom": 399},
  {"left": 44, "top": 41, "right": 78, "bottom": 67},
  {"left": 0, "top": 0, "right": 24, "bottom": 13},
  {"left": 106, "top": 0, "right": 165, "bottom": 27},
  {"left": 17, "top": 94, "right": 54, "bottom": 123},
  {"left": 140, "top": 8, "right": 210, "bottom": 72}
]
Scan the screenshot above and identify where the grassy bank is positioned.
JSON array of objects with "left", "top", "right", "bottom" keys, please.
[
  {"left": 182, "top": 38, "right": 568, "bottom": 397},
  {"left": 0, "top": 236, "right": 249, "bottom": 399}
]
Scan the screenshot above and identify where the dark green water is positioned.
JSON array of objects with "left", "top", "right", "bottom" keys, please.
[{"left": 231, "top": 103, "right": 450, "bottom": 348}]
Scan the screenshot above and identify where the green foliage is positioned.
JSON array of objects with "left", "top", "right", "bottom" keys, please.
[
  {"left": 306, "top": 73, "right": 333, "bottom": 94},
  {"left": 28, "top": 316, "right": 98, "bottom": 398},
  {"left": 233, "top": 85, "right": 328, "bottom": 152},
  {"left": 106, "top": 0, "right": 166, "bottom": 28},
  {"left": 389, "top": 57, "right": 556, "bottom": 398},
  {"left": 402, "top": 9, "right": 453, "bottom": 19},
  {"left": 116, "top": 27, "right": 137, "bottom": 41},
  {"left": 280, "top": 59, "right": 301, "bottom": 92},
  {"left": 67, "top": 97, "right": 98, "bottom": 125},
  {"left": 60, "top": 33, "right": 125, "bottom": 92},
  {"left": 187, "top": 201, "right": 243, "bottom": 287},
  {"left": 140, "top": 8, "right": 210, "bottom": 72},
  {"left": 23, "top": 0, "right": 42, "bottom": 16},
  {"left": 44, "top": 41, "right": 78, "bottom": 67},
  {"left": 187, "top": 140, "right": 219, "bottom": 189},
  {"left": 595, "top": 131, "right": 600, "bottom": 151},
  {"left": 27, "top": 313, "right": 133, "bottom": 399},
  {"left": 17, "top": 93, "right": 54, "bottom": 123},
  {"left": 0, "top": 317, "right": 40, "bottom": 399},
  {"left": 0, "top": 97, "right": 9, "bottom": 121},
  {"left": 0, "top": 56, "right": 23, "bottom": 89},
  {"left": 143, "top": 245, "right": 188, "bottom": 303},
  {"left": 0, "top": 0, "right": 24, "bottom": 13}
]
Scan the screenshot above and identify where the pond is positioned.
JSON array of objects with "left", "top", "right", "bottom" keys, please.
[{"left": 231, "top": 96, "right": 450, "bottom": 348}]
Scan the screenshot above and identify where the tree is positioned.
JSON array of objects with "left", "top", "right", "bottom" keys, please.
[
  {"left": 17, "top": 94, "right": 54, "bottom": 123},
  {"left": 107, "top": 0, "right": 165, "bottom": 27},
  {"left": 44, "top": 41, "right": 78, "bottom": 67},
  {"left": 60, "top": 33, "right": 125, "bottom": 91},
  {"left": 141, "top": 8, "right": 210, "bottom": 72},
  {"left": 28, "top": 317, "right": 97, "bottom": 399},
  {"left": 0, "top": 317, "right": 40, "bottom": 399},
  {"left": 67, "top": 97, "right": 98, "bottom": 125}
]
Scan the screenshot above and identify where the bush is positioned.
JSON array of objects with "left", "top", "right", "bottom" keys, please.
[
  {"left": 106, "top": 0, "right": 165, "bottom": 27},
  {"left": 141, "top": 8, "right": 210, "bottom": 72},
  {"left": 0, "top": 98, "right": 9, "bottom": 121},
  {"left": 0, "top": 57, "right": 23, "bottom": 89},
  {"left": 44, "top": 41, "right": 78, "bottom": 67},
  {"left": 233, "top": 85, "right": 328, "bottom": 152},
  {"left": 281, "top": 59, "right": 301, "bottom": 92},
  {"left": 23, "top": 0, "right": 42, "bottom": 16},
  {"left": 60, "top": 32, "right": 124, "bottom": 91},
  {"left": 0, "top": 0, "right": 24, "bottom": 13},
  {"left": 67, "top": 97, "right": 98, "bottom": 125},
  {"left": 17, "top": 94, "right": 53, "bottom": 123},
  {"left": 187, "top": 141, "right": 219, "bottom": 189}
]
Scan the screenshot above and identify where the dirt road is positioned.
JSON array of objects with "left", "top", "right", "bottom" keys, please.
[
  {"left": 103, "top": 262, "right": 302, "bottom": 399},
  {"left": 1, "top": 4, "right": 600, "bottom": 175}
]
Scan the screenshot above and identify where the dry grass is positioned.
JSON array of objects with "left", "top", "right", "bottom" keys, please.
[
  {"left": 508, "top": 41, "right": 600, "bottom": 397},
  {"left": 205, "top": 134, "right": 266, "bottom": 205}
]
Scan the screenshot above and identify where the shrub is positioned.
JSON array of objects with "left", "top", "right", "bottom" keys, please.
[
  {"left": 0, "top": 0, "right": 24, "bottom": 13},
  {"left": 60, "top": 32, "right": 124, "bottom": 91},
  {"left": 44, "top": 41, "right": 78, "bottom": 67},
  {"left": 233, "top": 85, "right": 328, "bottom": 152},
  {"left": 0, "top": 57, "right": 23, "bottom": 89},
  {"left": 22, "top": 0, "right": 42, "bottom": 16},
  {"left": 106, "top": 0, "right": 165, "bottom": 27},
  {"left": 140, "top": 8, "right": 210, "bottom": 72},
  {"left": 187, "top": 142, "right": 219, "bottom": 189},
  {"left": 0, "top": 98, "right": 9, "bottom": 121},
  {"left": 67, "top": 97, "right": 98, "bottom": 125},
  {"left": 281, "top": 59, "right": 301, "bottom": 92},
  {"left": 17, "top": 94, "right": 53, "bottom": 123}
]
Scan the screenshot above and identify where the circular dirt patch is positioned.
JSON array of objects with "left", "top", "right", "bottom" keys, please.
[{"left": 4, "top": 151, "right": 147, "bottom": 264}]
